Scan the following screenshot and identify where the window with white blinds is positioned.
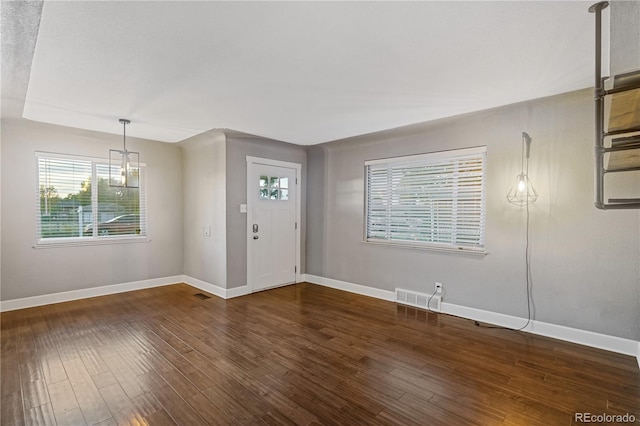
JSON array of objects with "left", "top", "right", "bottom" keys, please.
[
  {"left": 36, "top": 153, "right": 146, "bottom": 244},
  {"left": 365, "top": 146, "right": 486, "bottom": 253}
]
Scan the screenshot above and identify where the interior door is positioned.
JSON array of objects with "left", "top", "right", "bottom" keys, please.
[{"left": 248, "top": 163, "right": 297, "bottom": 292}]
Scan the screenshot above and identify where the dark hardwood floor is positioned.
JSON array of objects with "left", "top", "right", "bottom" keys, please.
[{"left": 1, "top": 283, "right": 639, "bottom": 425}]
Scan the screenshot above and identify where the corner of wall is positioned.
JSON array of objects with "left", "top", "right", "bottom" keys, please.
[
  {"left": 183, "top": 275, "right": 249, "bottom": 300},
  {"left": 179, "top": 129, "right": 228, "bottom": 287}
]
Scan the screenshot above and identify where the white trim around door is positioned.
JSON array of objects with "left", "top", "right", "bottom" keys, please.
[{"left": 246, "top": 156, "right": 302, "bottom": 293}]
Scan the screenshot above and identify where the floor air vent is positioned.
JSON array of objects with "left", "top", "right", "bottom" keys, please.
[
  {"left": 396, "top": 288, "right": 441, "bottom": 312},
  {"left": 193, "top": 293, "right": 212, "bottom": 300}
]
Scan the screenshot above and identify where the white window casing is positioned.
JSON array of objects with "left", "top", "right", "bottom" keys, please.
[
  {"left": 365, "top": 146, "right": 486, "bottom": 254},
  {"left": 35, "top": 152, "right": 147, "bottom": 247}
]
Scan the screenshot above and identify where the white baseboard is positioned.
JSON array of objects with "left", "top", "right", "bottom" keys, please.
[
  {"left": 302, "top": 274, "right": 640, "bottom": 359},
  {"left": 0, "top": 275, "right": 250, "bottom": 312},
  {"left": 440, "top": 302, "right": 639, "bottom": 358},
  {"left": 226, "top": 285, "right": 250, "bottom": 299},
  {"left": 303, "top": 274, "right": 395, "bottom": 302},
  {"left": 0, "top": 275, "right": 183, "bottom": 312},
  {"left": 3, "top": 273, "right": 637, "bottom": 364},
  {"left": 182, "top": 275, "right": 226, "bottom": 298},
  {"left": 182, "top": 275, "right": 249, "bottom": 299}
]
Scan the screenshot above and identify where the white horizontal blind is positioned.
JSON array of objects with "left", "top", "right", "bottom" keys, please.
[
  {"left": 36, "top": 154, "right": 146, "bottom": 242},
  {"left": 366, "top": 147, "right": 486, "bottom": 250},
  {"left": 96, "top": 164, "right": 146, "bottom": 237},
  {"left": 37, "top": 156, "right": 93, "bottom": 239}
]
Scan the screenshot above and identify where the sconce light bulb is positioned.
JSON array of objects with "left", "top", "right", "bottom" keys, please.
[{"left": 517, "top": 176, "right": 526, "bottom": 193}]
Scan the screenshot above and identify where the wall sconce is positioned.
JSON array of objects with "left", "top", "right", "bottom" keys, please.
[
  {"left": 110, "top": 119, "right": 139, "bottom": 188},
  {"left": 507, "top": 132, "right": 537, "bottom": 206}
]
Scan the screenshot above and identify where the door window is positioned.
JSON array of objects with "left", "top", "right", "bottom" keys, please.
[{"left": 259, "top": 175, "right": 289, "bottom": 201}]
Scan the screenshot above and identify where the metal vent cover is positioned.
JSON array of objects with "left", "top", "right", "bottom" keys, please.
[{"left": 395, "top": 288, "right": 441, "bottom": 312}]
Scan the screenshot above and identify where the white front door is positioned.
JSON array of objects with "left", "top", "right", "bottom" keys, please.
[{"left": 247, "top": 160, "right": 299, "bottom": 292}]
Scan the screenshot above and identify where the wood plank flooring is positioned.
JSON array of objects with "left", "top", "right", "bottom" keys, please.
[{"left": 1, "top": 283, "right": 639, "bottom": 425}]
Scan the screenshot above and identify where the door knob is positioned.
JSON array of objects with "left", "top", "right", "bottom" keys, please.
[{"left": 253, "top": 224, "right": 259, "bottom": 233}]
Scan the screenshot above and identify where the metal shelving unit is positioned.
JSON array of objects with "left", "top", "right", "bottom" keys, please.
[{"left": 589, "top": 2, "right": 640, "bottom": 209}]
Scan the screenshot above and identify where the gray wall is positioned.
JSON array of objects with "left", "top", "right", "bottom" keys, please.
[
  {"left": 1, "top": 118, "right": 184, "bottom": 300},
  {"left": 1, "top": 0, "right": 44, "bottom": 295},
  {"left": 180, "top": 130, "right": 227, "bottom": 287},
  {"left": 306, "top": 89, "right": 640, "bottom": 341},
  {"left": 225, "top": 132, "right": 307, "bottom": 288},
  {"left": 306, "top": 145, "right": 328, "bottom": 276}
]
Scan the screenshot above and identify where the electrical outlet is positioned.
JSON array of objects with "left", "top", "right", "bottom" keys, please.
[{"left": 435, "top": 282, "right": 443, "bottom": 293}]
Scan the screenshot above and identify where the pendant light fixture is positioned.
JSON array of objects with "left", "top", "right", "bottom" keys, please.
[
  {"left": 507, "top": 132, "right": 537, "bottom": 206},
  {"left": 109, "top": 118, "right": 139, "bottom": 188}
]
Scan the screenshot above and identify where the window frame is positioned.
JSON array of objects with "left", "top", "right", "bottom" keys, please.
[
  {"left": 34, "top": 151, "right": 148, "bottom": 248},
  {"left": 363, "top": 146, "right": 487, "bottom": 255}
]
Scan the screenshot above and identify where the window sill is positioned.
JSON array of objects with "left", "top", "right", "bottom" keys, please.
[
  {"left": 34, "top": 236, "right": 150, "bottom": 249},
  {"left": 362, "top": 240, "right": 487, "bottom": 256}
]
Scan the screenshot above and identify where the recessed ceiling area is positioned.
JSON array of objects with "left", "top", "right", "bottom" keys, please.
[{"left": 23, "top": 1, "right": 603, "bottom": 145}]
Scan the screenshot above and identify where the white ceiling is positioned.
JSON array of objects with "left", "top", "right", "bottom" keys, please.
[{"left": 23, "top": 1, "right": 604, "bottom": 145}]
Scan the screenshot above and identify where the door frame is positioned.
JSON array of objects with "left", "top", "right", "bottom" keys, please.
[{"left": 246, "top": 156, "right": 302, "bottom": 293}]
